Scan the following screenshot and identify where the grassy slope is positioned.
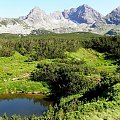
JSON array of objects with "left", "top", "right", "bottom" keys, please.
[
  {"left": 58, "top": 48, "right": 120, "bottom": 120},
  {"left": 61, "top": 83, "right": 120, "bottom": 120},
  {"left": 66, "top": 48, "right": 117, "bottom": 72},
  {"left": 1, "top": 47, "right": 115, "bottom": 95},
  {"left": 0, "top": 52, "right": 37, "bottom": 80},
  {"left": 60, "top": 48, "right": 117, "bottom": 102},
  {"left": 0, "top": 52, "right": 50, "bottom": 94},
  {"left": 0, "top": 37, "right": 119, "bottom": 119}
]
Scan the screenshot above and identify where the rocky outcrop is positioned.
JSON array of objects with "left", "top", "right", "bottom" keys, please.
[
  {"left": 0, "top": 5, "right": 119, "bottom": 35},
  {"left": 0, "top": 18, "right": 32, "bottom": 34},
  {"left": 22, "top": 7, "right": 55, "bottom": 29},
  {"left": 106, "top": 27, "right": 120, "bottom": 35},
  {"left": 62, "top": 4, "right": 103, "bottom": 24},
  {"left": 105, "top": 6, "right": 120, "bottom": 25}
]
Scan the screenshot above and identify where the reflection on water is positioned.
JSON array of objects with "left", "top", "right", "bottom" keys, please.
[{"left": 0, "top": 94, "right": 53, "bottom": 117}]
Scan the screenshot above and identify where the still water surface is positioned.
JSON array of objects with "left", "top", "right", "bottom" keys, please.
[{"left": 0, "top": 94, "right": 52, "bottom": 117}]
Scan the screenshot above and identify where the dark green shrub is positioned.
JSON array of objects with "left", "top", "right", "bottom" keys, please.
[
  {"left": 31, "top": 62, "right": 97, "bottom": 98},
  {"left": 0, "top": 47, "right": 14, "bottom": 57}
]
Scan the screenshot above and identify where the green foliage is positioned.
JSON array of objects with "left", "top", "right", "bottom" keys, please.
[
  {"left": 86, "top": 36, "right": 120, "bottom": 60},
  {"left": 0, "top": 47, "right": 14, "bottom": 57},
  {"left": 0, "top": 80, "right": 49, "bottom": 94},
  {"left": 0, "top": 32, "right": 100, "bottom": 60},
  {"left": 0, "top": 33, "right": 120, "bottom": 119},
  {"left": 33, "top": 74, "right": 120, "bottom": 120},
  {"left": 79, "top": 72, "right": 120, "bottom": 102},
  {"left": 30, "top": 29, "right": 54, "bottom": 35},
  {"left": 31, "top": 62, "right": 99, "bottom": 98},
  {"left": 0, "top": 52, "right": 37, "bottom": 81},
  {"left": 0, "top": 52, "right": 50, "bottom": 94}
]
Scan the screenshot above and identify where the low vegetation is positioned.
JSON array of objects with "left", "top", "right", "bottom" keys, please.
[
  {"left": 0, "top": 33, "right": 120, "bottom": 120},
  {"left": 0, "top": 51, "right": 49, "bottom": 94}
]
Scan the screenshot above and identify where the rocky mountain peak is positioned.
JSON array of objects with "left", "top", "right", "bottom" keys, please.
[
  {"left": 21, "top": 6, "right": 55, "bottom": 29},
  {"left": 30, "top": 6, "right": 44, "bottom": 14},
  {"left": 26, "top": 6, "right": 45, "bottom": 18},
  {"left": 0, "top": 4, "right": 120, "bottom": 35},
  {"left": 105, "top": 6, "right": 120, "bottom": 25},
  {"left": 82, "top": 4, "right": 89, "bottom": 7},
  {"left": 19, "top": 6, "right": 46, "bottom": 21},
  {"left": 62, "top": 4, "right": 103, "bottom": 24},
  {"left": 76, "top": 4, "right": 94, "bottom": 16},
  {"left": 78, "top": 4, "right": 90, "bottom": 9},
  {"left": 116, "top": 6, "right": 120, "bottom": 10}
]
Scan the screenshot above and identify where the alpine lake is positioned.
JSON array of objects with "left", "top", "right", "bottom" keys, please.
[{"left": 0, "top": 93, "right": 53, "bottom": 117}]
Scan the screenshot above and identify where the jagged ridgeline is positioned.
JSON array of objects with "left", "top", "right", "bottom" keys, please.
[{"left": 0, "top": 4, "right": 120, "bottom": 35}]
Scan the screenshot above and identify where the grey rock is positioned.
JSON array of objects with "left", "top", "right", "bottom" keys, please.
[
  {"left": 106, "top": 27, "right": 120, "bottom": 35},
  {"left": 50, "top": 11, "right": 64, "bottom": 20},
  {"left": 105, "top": 6, "right": 120, "bottom": 25},
  {"left": 23, "top": 7, "right": 54, "bottom": 29},
  {"left": 0, "top": 4, "right": 119, "bottom": 35},
  {"left": 92, "top": 18, "right": 107, "bottom": 28},
  {"left": 62, "top": 4, "right": 103, "bottom": 24}
]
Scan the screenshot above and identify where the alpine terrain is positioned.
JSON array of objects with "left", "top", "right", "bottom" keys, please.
[{"left": 0, "top": 4, "right": 119, "bottom": 35}]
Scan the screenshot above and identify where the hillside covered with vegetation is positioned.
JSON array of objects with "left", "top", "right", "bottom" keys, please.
[{"left": 0, "top": 33, "right": 120, "bottom": 119}]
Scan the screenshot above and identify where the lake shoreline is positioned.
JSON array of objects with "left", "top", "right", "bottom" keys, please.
[
  {"left": 0, "top": 91, "right": 51, "bottom": 97},
  {"left": 0, "top": 93, "right": 52, "bottom": 117}
]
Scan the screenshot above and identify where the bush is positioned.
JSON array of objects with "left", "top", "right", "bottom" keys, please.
[
  {"left": 31, "top": 62, "right": 97, "bottom": 98},
  {"left": 0, "top": 47, "right": 14, "bottom": 57}
]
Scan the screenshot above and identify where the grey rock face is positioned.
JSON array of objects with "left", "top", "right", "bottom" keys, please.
[
  {"left": 62, "top": 4, "right": 103, "bottom": 24},
  {"left": 105, "top": 6, "right": 120, "bottom": 25},
  {"left": 91, "top": 18, "right": 107, "bottom": 28},
  {"left": 0, "top": 4, "right": 119, "bottom": 35},
  {"left": 50, "top": 11, "right": 64, "bottom": 20},
  {"left": 22, "top": 7, "right": 54, "bottom": 29},
  {"left": 21, "top": 6, "right": 80, "bottom": 30},
  {"left": 106, "top": 28, "right": 120, "bottom": 35}
]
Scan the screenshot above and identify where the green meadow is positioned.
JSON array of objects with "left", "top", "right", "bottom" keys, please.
[{"left": 0, "top": 33, "right": 120, "bottom": 119}]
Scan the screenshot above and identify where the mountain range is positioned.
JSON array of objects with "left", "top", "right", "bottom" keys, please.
[{"left": 0, "top": 4, "right": 120, "bottom": 35}]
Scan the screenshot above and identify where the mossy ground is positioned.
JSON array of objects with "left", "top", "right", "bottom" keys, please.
[
  {"left": 0, "top": 48, "right": 116, "bottom": 94},
  {"left": 0, "top": 44, "right": 120, "bottom": 119},
  {"left": 0, "top": 52, "right": 50, "bottom": 94},
  {"left": 65, "top": 48, "right": 117, "bottom": 72}
]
